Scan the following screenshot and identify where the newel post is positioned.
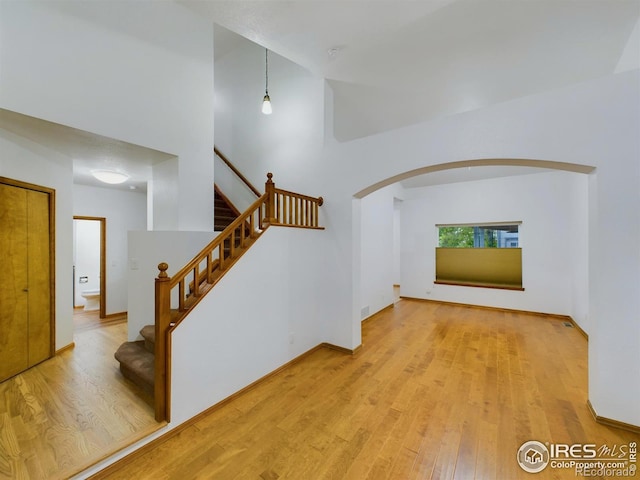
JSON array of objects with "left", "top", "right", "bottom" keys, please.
[
  {"left": 264, "top": 172, "right": 277, "bottom": 225},
  {"left": 154, "top": 262, "right": 170, "bottom": 422}
]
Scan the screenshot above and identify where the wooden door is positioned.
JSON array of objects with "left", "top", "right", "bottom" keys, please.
[
  {"left": 26, "top": 190, "right": 52, "bottom": 366},
  {"left": 0, "top": 180, "right": 53, "bottom": 382},
  {"left": 0, "top": 183, "right": 30, "bottom": 380}
]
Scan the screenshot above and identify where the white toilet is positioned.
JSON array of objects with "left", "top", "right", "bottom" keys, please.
[{"left": 81, "top": 289, "right": 100, "bottom": 311}]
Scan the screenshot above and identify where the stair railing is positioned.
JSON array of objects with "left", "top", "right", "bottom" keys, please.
[
  {"left": 265, "top": 173, "right": 324, "bottom": 228},
  {"left": 153, "top": 173, "right": 323, "bottom": 421},
  {"left": 214, "top": 146, "right": 261, "bottom": 197}
]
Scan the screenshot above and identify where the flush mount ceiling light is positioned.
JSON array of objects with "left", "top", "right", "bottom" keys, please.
[
  {"left": 91, "top": 169, "right": 130, "bottom": 184},
  {"left": 261, "top": 48, "right": 272, "bottom": 115}
]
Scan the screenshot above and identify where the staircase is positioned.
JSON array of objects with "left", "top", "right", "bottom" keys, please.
[
  {"left": 214, "top": 186, "right": 240, "bottom": 231},
  {"left": 114, "top": 325, "right": 155, "bottom": 395},
  {"left": 113, "top": 184, "right": 256, "bottom": 405},
  {"left": 114, "top": 166, "right": 324, "bottom": 422}
]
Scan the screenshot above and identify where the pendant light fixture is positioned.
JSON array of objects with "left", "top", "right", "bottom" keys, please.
[{"left": 261, "top": 48, "right": 272, "bottom": 115}]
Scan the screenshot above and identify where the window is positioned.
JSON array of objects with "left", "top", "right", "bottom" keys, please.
[
  {"left": 438, "top": 224, "right": 519, "bottom": 248},
  {"left": 435, "top": 222, "right": 523, "bottom": 290}
]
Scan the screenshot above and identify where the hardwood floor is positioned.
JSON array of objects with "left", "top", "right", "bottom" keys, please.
[
  {"left": 72, "top": 309, "right": 128, "bottom": 333},
  {"left": 0, "top": 312, "right": 161, "bottom": 480},
  {"left": 93, "top": 299, "right": 639, "bottom": 479}
]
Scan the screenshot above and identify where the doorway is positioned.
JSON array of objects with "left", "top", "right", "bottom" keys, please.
[{"left": 73, "top": 216, "right": 106, "bottom": 320}]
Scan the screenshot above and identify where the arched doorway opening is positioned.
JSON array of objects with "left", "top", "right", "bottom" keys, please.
[{"left": 354, "top": 158, "right": 594, "bottom": 332}]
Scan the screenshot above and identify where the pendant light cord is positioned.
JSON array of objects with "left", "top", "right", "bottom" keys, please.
[{"left": 265, "top": 48, "right": 269, "bottom": 95}]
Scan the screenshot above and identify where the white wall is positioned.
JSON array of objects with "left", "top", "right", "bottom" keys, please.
[
  {"left": 214, "top": 34, "right": 325, "bottom": 193},
  {"left": 393, "top": 199, "right": 402, "bottom": 286},
  {"left": 213, "top": 34, "right": 345, "bottom": 350},
  {"left": 568, "top": 172, "right": 590, "bottom": 334},
  {"left": 73, "top": 184, "right": 147, "bottom": 315},
  {"left": 214, "top": 154, "right": 259, "bottom": 214},
  {"left": 0, "top": 0, "right": 215, "bottom": 231},
  {"left": 0, "top": 130, "right": 74, "bottom": 351},
  {"left": 400, "top": 171, "right": 589, "bottom": 322},
  {"left": 127, "top": 230, "right": 216, "bottom": 341},
  {"left": 149, "top": 158, "right": 180, "bottom": 231},
  {"left": 359, "top": 183, "right": 404, "bottom": 320},
  {"left": 171, "top": 226, "right": 326, "bottom": 424}
]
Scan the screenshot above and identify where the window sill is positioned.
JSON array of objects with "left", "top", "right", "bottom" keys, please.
[{"left": 434, "top": 280, "right": 525, "bottom": 291}]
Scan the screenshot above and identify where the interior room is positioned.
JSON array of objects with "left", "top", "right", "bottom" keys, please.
[{"left": 0, "top": 1, "right": 638, "bottom": 478}]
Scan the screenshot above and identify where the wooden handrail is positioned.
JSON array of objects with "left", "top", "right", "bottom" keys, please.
[
  {"left": 169, "top": 193, "right": 267, "bottom": 292},
  {"left": 214, "top": 146, "right": 261, "bottom": 197},
  {"left": 154, "top": 173, "right": 323, "bottom": 422}
]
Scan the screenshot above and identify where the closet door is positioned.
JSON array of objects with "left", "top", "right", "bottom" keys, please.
[
  {"left": 0, "top": 183, "right": 30, "bottom": 381},
  {"left": 0, "top": 182, "right": 53, "bottom": 382},
  {"left": 27, "top": 190, "right": 52, "bottom": 366}
]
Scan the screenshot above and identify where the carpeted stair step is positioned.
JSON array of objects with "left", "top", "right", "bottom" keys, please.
[
  {"left": 140, "top": 325, "right": 155, "bottom": 353},
  {"left": 114, "top": 341, "right": 154, "bottom": 395}
]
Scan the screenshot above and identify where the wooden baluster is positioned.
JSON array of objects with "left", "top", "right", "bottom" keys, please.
[
  {"left": 264, "top": 173, "right": 276, "bottom": 225},
  {"left": 207, "top": 252, "right": 213, "bottom": 283},
  {"left": 230, "top": 229, "right": 236, "bottom": 258},
  {"left": 219, "top": 242, "right": 225, "bottom": 271},
  {"left": 155, "top": 262, "right": 170, "bottom": 422},
  {"left": 294, "top": 196, "right": 298, "bottom": 225},
  {"left": 290, "top": 196, "right": 294, "bottom": 224},
  {"left": 250, "top": 210, "right": 256, "bottom": 238},
  {"left": 284, "top": 194, "right": 288, "bottom": 224},
  {"left": 178, "top": 279, "right": 185, "bottom": 311},
  {"left": 303, "top": 199, "right": 307, "bottom": 226},
  {"left": 282, "top": 194, "right": 287, "bottom": 224},
  {"left": 193, "top": 265, "right": 199, "bottom": 297}
]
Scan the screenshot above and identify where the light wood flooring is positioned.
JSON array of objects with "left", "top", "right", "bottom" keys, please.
[
  {"left": 93, "top": 299, "right": 639, "bottom": 479},
  {"left": 0, "top": 311, "right": 160, "bottom": 480}
]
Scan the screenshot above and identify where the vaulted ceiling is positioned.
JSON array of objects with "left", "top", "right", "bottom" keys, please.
[
  {"left": 185, "top": 0, "right": 640, "bottom": 141},
  {"left": 4, "top": 1, "right": 638, "bottom": 191}
]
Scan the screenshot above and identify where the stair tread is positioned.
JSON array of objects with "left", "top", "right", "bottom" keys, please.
[
  {"left": 140, "top": 325, "right": 155, "bottom": 343},
  {"left": 114, "top": 341, "right": 154, "bottom": 387}
]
